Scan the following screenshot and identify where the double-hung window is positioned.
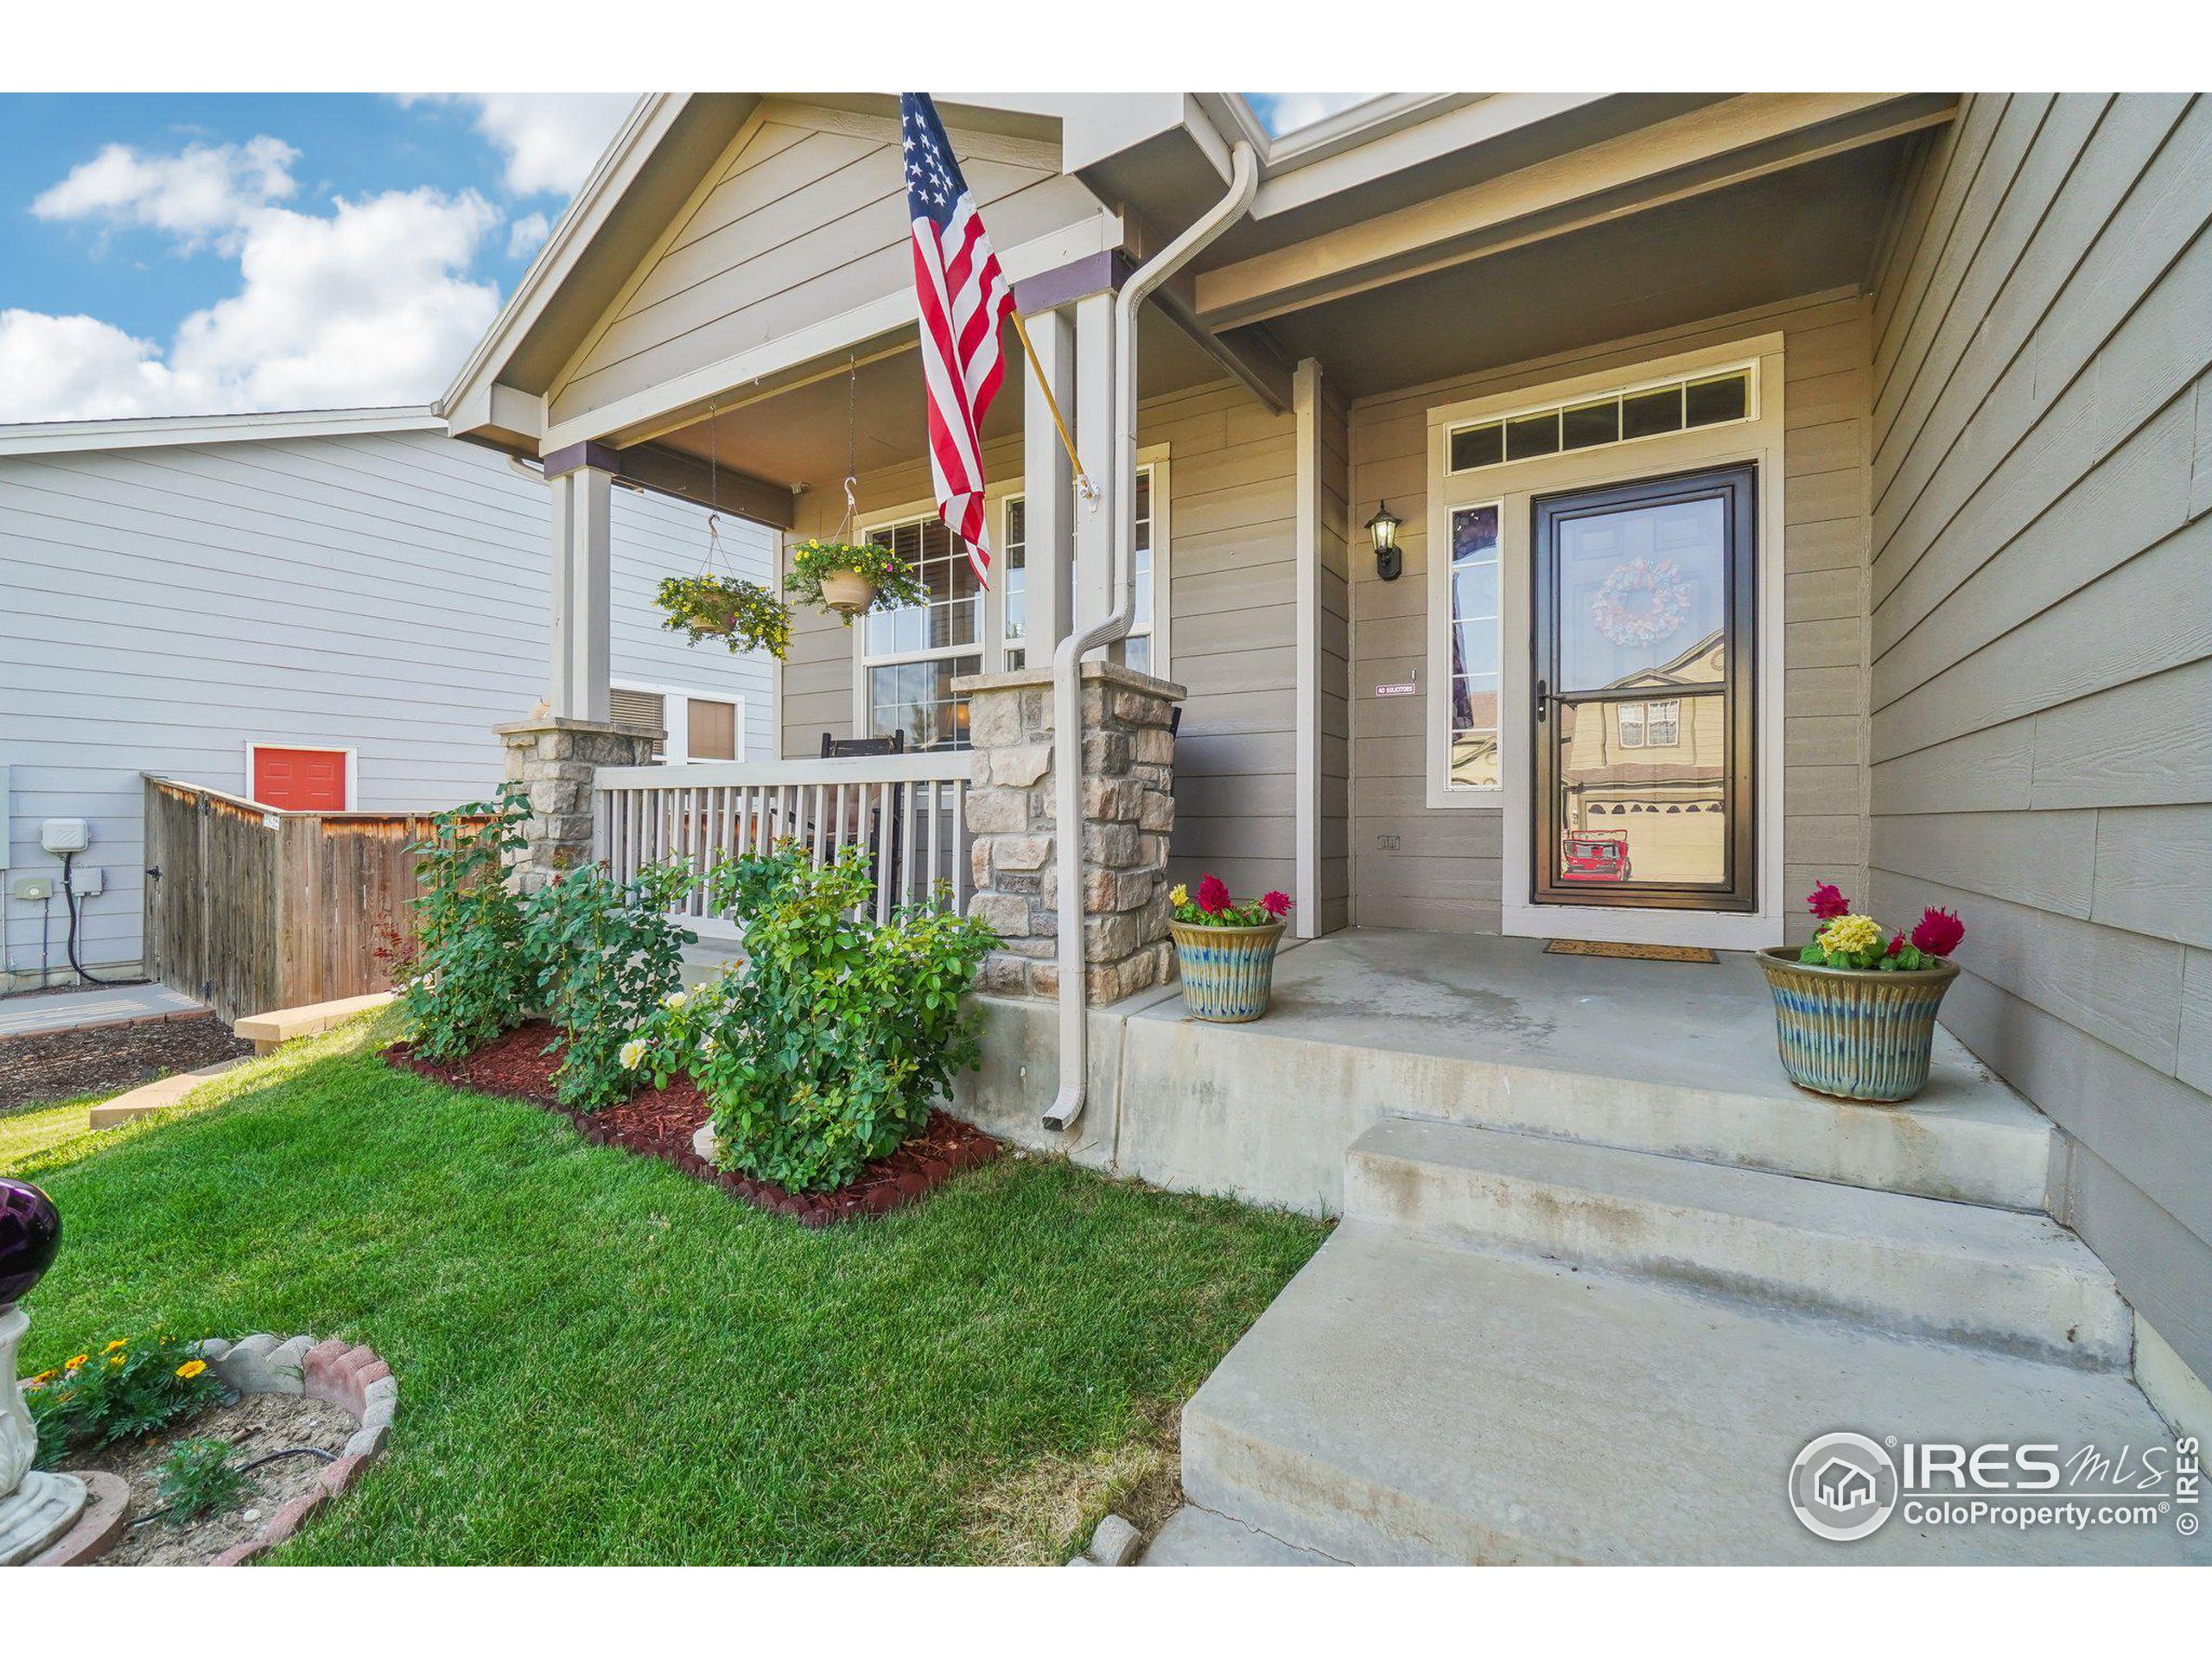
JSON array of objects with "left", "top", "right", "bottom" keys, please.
[
  {"left": 997, "top": 465, "right": 1161, "bottom": 676},
  {"left": 860, "top": 514, "right": 983, "bottom": 749}
]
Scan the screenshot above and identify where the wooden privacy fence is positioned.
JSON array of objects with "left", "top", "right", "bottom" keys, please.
[
  {"left": 594, "top": 752, "right": 974, "bottom": 923},
  {"left": 142, "top": 775, "right": 457, "bottom": 1024}
]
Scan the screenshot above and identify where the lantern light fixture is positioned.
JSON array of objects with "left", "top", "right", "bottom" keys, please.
[{"left": 1366, "top": 501, "right": 1404, "bottom": 582}]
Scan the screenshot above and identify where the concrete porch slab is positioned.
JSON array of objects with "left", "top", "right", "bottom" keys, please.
[{"left": 0, "top": 981, "right": 203, "bottom": 1039}]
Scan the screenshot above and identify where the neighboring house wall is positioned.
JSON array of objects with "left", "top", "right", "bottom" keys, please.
[
  {"left": 1864, "top": 92, "right": 2212, "bottom": 1386},
  {"left": 1346, "top": 290, "right": 1874, "bottom": 936},
  {"left": 772, "top": 378, "right": 1306, "bottom": 907},
  {"left": 0, "top": 423, "right": 774, "bottom": 982}
]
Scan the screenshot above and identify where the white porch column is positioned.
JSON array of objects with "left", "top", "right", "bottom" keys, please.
[
  {"left": 543, "top": 440, "right": 616, "bottom": 724},
  {"left": 1019, "top": 305, "right": 1077, "bottom": 657},
  {"left": 1071, "top": 289, "right": 1118, "bottom": 645}
]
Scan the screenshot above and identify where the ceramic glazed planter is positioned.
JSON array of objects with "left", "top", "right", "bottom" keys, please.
[
  {"left": 821, "top": 570, "right": 877, "bottom": 617},
  {"left": 1170, "top": 918, "right": 1286, "bottom": 1023},
  {"left": 1757, "top": 946, "right": 1960, "bottom": 1103}
]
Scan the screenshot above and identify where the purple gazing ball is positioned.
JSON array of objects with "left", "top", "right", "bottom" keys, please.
[{"left": 0, "top": 1179, "right": 61, "bottom": 1309}]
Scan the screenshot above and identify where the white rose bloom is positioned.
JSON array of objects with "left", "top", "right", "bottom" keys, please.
[
  {"left": 618, "top": 1038, "right": 648, "bottom": 1071},
  {"left": 661, "top": 989, "right": 689, "bottom": 1010}
]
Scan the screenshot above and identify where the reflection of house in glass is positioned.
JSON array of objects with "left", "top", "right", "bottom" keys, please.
[{"left": 1554, "top": 630, "right": 1728, "bottom": 885}]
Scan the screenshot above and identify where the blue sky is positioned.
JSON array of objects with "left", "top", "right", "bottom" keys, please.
[
  {"left": 0, "top": 92, "right": 1375, "bottom": 425},
  {"left": 0, "top": 93, "right": 632, "bottom": 423}
]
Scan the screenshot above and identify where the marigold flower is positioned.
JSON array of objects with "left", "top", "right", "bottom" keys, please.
[
  {"left": 28, "top": 1370, "right": 55, "bottom": 1389},
  {"left": 66, "top": 1354, "right": 88, "bottom": 1370},
  {"left": 1910, "top": 906, "right": 1965, "bottom": 957},
  {"left": 103, "top": 1338, "right": 129, "bottom": 1354},
  {"left": 1818, "top": 913, "right": 1884, "bottom": 957},
  {"left": 1168, "top": 883, "right": 1190, "bottom": 908},
  {"left": 1195, "top": 874, "right": 1231, "bottom": 916},
  {"left": 175, "top": 1359, "right": 207, "bottom": 1380},
  {"left": 1260, "top": 890, "right": 1293, "bottom": 918},
  {"left": 1806, "top": 881, "right": 1849, "bottom": 920}
]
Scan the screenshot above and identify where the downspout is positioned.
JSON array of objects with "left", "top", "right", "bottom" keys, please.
[{"left": 1042, "top": 138, "right": 1260, "bottom": 1133}]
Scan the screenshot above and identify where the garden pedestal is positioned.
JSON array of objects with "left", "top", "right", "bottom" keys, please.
[{"left": 0, "top": 1306, "right": 87, "bottom": 1567}]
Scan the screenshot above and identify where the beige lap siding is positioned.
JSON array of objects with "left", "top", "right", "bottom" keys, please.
[
  {"left": 1864, "top": 93, "right": 2212, "bottom": 1388},
  {"left": 772, "top": 380, "right": 1304, "bottom": 907},
  {"left": 1345, "top": 291, "right": 1873, "bottom": 938}
]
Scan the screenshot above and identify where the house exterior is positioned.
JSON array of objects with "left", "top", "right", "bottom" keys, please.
[
  {"left": 0, "top": 406, "right": 776, "bottom": 987},
  {"left": 434, "top": 92, "right": 2212, "bottom": 1554}
]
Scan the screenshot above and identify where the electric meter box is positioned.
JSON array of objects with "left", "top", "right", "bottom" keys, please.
[{"left": 41, "top": 818, "right": 91, "bottom": 855}]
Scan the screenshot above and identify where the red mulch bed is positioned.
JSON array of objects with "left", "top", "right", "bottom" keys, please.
[{"left": 383, "top": 1020, "right": 996, "bottom": 1228}]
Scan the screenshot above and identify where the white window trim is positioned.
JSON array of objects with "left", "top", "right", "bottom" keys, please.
[
  {"left": 1444, "top": 358, "right": 1763, "bottom": 476},
  {"left": 849, "top": 450, "right": 1172, "bottom": 731},
  {"left": 242, "top": 741, "right": 358, "bottom": 811},
  {"left": 611, "top": 678, "right": 747, "bottom": 766},
  {"left": 1422, "top": 331, "right": 1789, "bottom": 952}
]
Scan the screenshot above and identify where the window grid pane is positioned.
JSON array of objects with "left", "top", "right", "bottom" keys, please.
[{"left": 1448, "top": 369, "right": 1750, "bottom": 474}]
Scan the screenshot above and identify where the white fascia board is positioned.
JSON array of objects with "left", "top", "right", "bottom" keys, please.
[{"left": 0, "top": 405, "right": 442, "bottom": 457}]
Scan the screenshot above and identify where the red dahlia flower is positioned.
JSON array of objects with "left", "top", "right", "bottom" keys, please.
[
  {"left": 1806, "top": 882, "right": 1849, "bottom": 920},
  {"left": 1195, "top": 874, "right": 1232, "bottom": 916},
  {"left": 1261, "top": 890, "right": 1293, "bottom": 918},
  {"left": 1910, "top": 906, "right": 1965, "bottom": 957}
]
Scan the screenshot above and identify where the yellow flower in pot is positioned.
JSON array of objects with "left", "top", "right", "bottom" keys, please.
[{"left": 785, "top": 538, "right": 930, "bottom": 623}]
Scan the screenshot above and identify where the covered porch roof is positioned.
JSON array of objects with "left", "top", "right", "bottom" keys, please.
[{"left": 436, "top": 91, "right": 1955, "bottom": 524}]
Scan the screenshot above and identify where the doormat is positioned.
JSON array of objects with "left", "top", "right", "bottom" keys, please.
[{"left": 1545, "top": 939, "right": 1719, "bottom": 964}]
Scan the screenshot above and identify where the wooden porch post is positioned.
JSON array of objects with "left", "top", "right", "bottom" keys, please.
[{"left": 543, "top": 440, "right": 617, "bottom": 724}]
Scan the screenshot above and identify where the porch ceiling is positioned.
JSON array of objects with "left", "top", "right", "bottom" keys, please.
[
  {"left": 650, "top": 307, "right": 1223, "bottom": 497},
  {"left": 1245, "top": 139, "right": 1916, "bottom": 402}
]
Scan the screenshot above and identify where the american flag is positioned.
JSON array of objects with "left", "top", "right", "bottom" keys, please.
[{"left": 902, "top": 92, "right": 1015, "bottom": 588}]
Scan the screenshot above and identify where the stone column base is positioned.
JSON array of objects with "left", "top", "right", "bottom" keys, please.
[
  {"left": 492, "top": 715, "right": 660, "bottom": 892},
  {"left": 954, "top": 663, "right": 1185, "bottom": 1004}
]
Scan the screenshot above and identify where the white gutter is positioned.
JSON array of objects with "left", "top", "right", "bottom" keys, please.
[{"left": 1042, "top": 137, "right": 1260, "bottom": 1135}]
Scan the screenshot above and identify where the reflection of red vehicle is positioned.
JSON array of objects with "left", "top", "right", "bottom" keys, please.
[{"left": 1561, "top": 833, "right": 1631, "bottom": 882}]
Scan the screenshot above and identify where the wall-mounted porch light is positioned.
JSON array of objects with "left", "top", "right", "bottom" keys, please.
[{"left": 1366, "top": 501, "right": 1404, "bottom": 582}]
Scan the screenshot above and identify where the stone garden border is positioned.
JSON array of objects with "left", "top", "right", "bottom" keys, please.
[{"left": 188, "top": 1332, "right": 397, "bottom": 1566}]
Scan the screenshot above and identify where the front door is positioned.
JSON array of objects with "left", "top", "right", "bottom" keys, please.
[{"left": 1531, "top": 463, "right": 1757, "bottom": 912}]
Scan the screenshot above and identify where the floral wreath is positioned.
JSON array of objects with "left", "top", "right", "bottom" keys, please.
[{"left": 1590, "top": 556, "right": 1694, "bottom": 649}]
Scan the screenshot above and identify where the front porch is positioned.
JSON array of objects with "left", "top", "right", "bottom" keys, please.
[{"left": 955, "top": 927, "right": 2047, "bottom": 1217}]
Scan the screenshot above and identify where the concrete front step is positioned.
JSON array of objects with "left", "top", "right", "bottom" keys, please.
[
  {"left": 1345, "top": 1118, "right": 2130, "bottom": 1370},
  {"left": 1182, "top": 1224, "right": 2205, "bottom": 1565}
]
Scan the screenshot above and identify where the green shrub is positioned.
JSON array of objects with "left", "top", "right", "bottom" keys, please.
[
  {"left": 24, "top": 1333, "right": 229, "bottom": 1468},
  {"left": 630, "top": 844, "right": 996, "bottom": 1193},
  {"left": 524, "top": 857, "right": 697, "bottom": 1111},
  {"left": 402, "top": 785, "right": 533, "bottom": 1062}
]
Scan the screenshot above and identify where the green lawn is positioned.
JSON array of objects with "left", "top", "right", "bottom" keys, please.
[{"left": 8, "top": 1014, "right": 1325, "bottom": 1564}]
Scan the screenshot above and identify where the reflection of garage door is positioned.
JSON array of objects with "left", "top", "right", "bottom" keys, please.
[{"left": 251, "top": 746, "right": 349, "bottom": 811}]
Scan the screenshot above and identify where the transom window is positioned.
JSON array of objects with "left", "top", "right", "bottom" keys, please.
[
  {"left": 1447, "top": 366, "right": 1755, "bottom": 474},
  {"left": 1446, "top": 503, "right": 1502, "bottom": 790}
]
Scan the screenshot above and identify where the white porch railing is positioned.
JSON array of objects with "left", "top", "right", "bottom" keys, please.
[{"left": 592, "top": 753, "right": 974, "bottom": 923}]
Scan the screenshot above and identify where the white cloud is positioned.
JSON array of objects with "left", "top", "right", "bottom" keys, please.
[
  {"left": 31, "top": 135, "right": 298, "bottom": 251},
  {"left": 3, "top": 145, "right": 505, "bottom": 422},
  {"left": 0, "top": 311, "right": 178, "bottom": 422},
  {"left": 414, "top": 93, "right": 636, "bottom": 195},
  {"left": 506, "top": 210, "right": 551, "bottom": 259}
]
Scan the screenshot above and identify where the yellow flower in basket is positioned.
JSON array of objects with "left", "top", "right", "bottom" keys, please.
[
  {"left": 1819, "top": 913, "right": 1884, "bottom": 957},
  {"left": 1169, "top": 883, "right": 1190, "bottom": 907}
]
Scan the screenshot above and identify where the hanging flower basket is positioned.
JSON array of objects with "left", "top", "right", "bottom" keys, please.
[
  {"left": 785, "top": 537, "right": 928, "bottom": 626},
  {"left": 654, "top": 573, "right": 792, "bottom": 658},
  {"left": 1167, "top": 877, "right": 1294, "bottom": 1022},
  {"left": 1758, "top": 883, "right": 1968, "bottom": 1103}
]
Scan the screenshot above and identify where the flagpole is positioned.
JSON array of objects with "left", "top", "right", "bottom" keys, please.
[{"left": 1008, "top": 309, "right": 1100, "bottom": 505}]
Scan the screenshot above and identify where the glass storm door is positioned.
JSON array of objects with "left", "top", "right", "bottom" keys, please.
[{"left": 1531, "top": 463, "right": 1757, "bottom": 912}]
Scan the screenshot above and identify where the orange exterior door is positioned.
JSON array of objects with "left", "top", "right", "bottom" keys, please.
[{"left": 251, "top": 747, "right": 348, "bottom": 810}]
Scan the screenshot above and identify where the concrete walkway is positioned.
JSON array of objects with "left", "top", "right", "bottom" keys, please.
[{"left": 0, "top": 982, "right": 203, "bottom": 1039}]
